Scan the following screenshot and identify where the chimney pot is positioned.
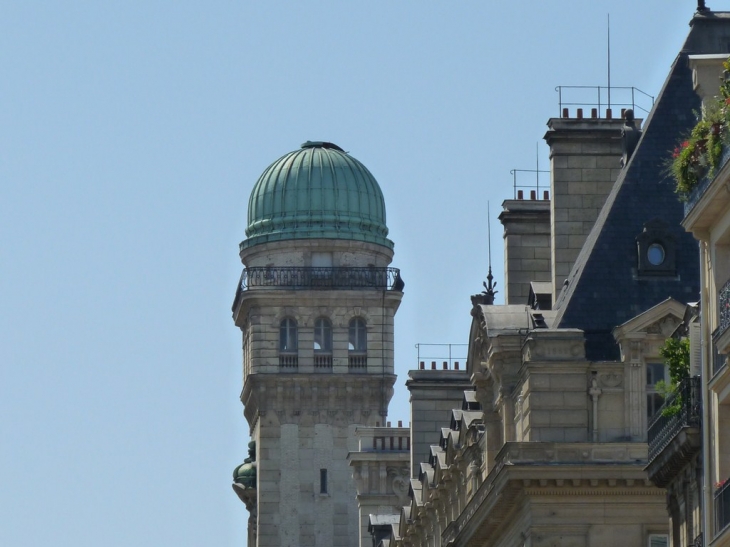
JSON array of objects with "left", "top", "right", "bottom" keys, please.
[
  {"left": 577, "top": 108, "right": 583, "bottom": 119},
  {"left": 419, "top": 361, "right": 424, "bottom": 370},
  {"left": 517, "top": 190, "right": 524, "bottom": 200},
  {"left": 562, "top": 108, "right": 569, "bottom": 118},
  {"left": 621, "top": 108, "right": 626, "bottom": 118},
  {"left": 591, "top": 108, "right": 598, "bottom": 118},
  {"left": 398, "top": 420, "right": 402, "bottom": 427},
  {"left": 606, "top": 108, "right": 612, "bottom": 119},
  {"left": 443, "top": 361, "right": 448, "bottom": 370},
  {"left": 455, "top": 362, "right": 459, "bottom": 370},
  {"left": 544, "top": 190, "right": 549, "bottom": 200},
  {"left": 387, "top": 421, "right": 391, "bottom": 427},
  {"left": 431, "top": 361, "right": 436, "bottom": 370},
  {"left": 530, "top": 190, "right": 536, "bottom": 200}
]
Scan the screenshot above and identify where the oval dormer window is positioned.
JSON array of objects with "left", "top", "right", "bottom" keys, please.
[{"left": 647, "top": 243, "right": 665, "bottom": 266}]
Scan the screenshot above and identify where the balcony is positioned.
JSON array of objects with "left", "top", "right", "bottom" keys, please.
[
  {"left": 232, "top": 267, "right": 403, "bottom": 312},
  {"left": 714, "top": 278, "right": 730, "bottom": 356},
  {"left": 279, "top": 353, "right": 298, "bottom": 369},
  {"left": 645, "top": 377, "right": 702, "bottom": 488},
  {"left": 313, "top": 353, "right": 333, "bottom": 370},
  {"left": 348, "top": 352, "right": 367, "bottom": 370},
  {"left": 684, "top": 145, "right": 730, "bottom": 227},
  {"left": 717, "top": 479, "right": 730, "bottom": 534},
  {"left": 241, "top": 267, "right": 401, "bottom": 290},
  {"left": 713, "top": 341, "right": 727, "bottom": 377}
]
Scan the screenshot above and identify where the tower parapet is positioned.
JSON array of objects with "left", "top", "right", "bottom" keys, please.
[{"left": 232, "top": 142, "right": 403, "bottom": 547}]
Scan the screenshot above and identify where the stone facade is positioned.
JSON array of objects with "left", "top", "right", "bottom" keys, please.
[
  {"left": 349, "top": 426, "right": 410, "bottom": 547},
  {"left": 232, "top": 143, "right": 404, "bottom": 546},
  {"left": 235, "top": 241, "right": 401, "bottom": 539},
  {"left": 230, "top": 12, "right": 730, "bottom": 547},
  {"left": 544, "top": 117, "right": 627, "bottom": 302},
  {"left": 406, "top": 367, "right": 472, "bottom": 478},
  {"left": 499, "top": 199, "right": 551, "bottom": 305},
  {"left": 682, "top": 51, "right": 730, "bottom": 547}
]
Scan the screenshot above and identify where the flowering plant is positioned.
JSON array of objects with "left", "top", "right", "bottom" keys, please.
[{"left": 670, "top": 57, "right": 730, "bottom": 198}]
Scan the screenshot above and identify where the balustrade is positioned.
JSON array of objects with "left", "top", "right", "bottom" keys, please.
[
  {"left": 647, "top": 377, "right": 701, "bottom": 463},
  {"left": 240, "top": 266, "right": 402, "bottom": 291}
]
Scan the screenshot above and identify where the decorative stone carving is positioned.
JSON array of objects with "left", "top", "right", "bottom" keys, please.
[
  {"left": 599, "top": 372, "right": 622, "bottom": 388},
  {"left": 388, "top": 466, "right": 411, "bottom": 506}
]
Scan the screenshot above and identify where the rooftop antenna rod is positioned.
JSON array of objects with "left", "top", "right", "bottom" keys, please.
[
  {"left": 488, "top": 202, "right": 492, "bottom": 272},
  {"left": 607, "top": 13, "right": 611, "bottom": 111},
  {"left": 536, "top": 142, "right": 539, "bottom": 195}
]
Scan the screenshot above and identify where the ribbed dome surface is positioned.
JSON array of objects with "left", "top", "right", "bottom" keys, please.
[{"left": 242, "top": 142, "right": 392, "bottom": 250}]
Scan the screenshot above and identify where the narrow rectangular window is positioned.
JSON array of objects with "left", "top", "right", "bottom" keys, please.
[
  {"left": 646, "top": 362, "right": 667, "bottom": 419},
  {"left": 320, "top": 469, "right": 328, "bottom": 494}
]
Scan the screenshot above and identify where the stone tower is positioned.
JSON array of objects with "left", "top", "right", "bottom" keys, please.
[{"left": 231, "top": 141, "right": 404, "bottom": 547}]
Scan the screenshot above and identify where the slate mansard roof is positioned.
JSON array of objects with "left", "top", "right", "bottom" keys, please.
[{"left": 553, "top": 13, "right": 730, "bottom": 360}]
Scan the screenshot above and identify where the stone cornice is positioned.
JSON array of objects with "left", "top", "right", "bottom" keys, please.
[
  {"left": 443, "top": 441, "right": 661, "bottom": 546},
  {"left": 241, "top": 373, "right": 396, "bottom": 425}
]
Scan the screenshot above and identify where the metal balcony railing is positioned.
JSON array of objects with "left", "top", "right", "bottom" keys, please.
[
  {"left": 714, "top": 342, "right": 727, "bottom": 377},
  {"left": 717, "top": 278, "right": 730, "bottom": 341},
  {"left": 684, "top": 146, "right": 730, "bottom": 217},
  {"left": 647, "top": 376, "right": 701, "bottom": 463},
  {"left": 241, "top": 267, "right": 401, "bottom": 291},
  {"left": 232, "top": 267, "right": 403, "bottom": 312},
  {"left": 717, "top": 479, "right": 730, "bottom": 533}
]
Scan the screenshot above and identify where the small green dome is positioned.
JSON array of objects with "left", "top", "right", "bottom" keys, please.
[
  {"left": 233, "top": 461, "right": 256, "bottom": 488},
  {"left": 242, "top": 142, "right": 392, "bottom": 250}
]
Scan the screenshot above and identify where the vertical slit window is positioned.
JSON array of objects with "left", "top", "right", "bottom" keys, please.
[{"left": 320, "top": 469, "right": 328, "bottom": 494}]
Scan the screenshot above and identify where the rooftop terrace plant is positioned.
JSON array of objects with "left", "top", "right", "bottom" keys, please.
[{"left": 670, "top": 57, "right": 730, "bottom": 199}]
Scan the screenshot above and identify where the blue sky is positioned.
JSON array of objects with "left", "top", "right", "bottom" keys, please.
[{"left": 0, "top": 1, "right": 698, "bottom": 545}]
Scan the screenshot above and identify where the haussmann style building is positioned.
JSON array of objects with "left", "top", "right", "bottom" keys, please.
[{"left": 231, "top": 7, "right": 730, "bottom": 547}]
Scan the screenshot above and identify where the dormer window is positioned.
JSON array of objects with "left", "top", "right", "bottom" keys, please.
[
  {"left": 636, "top": 219, "right": 676, "bottom": 276},
  {"left": 647, "top": 243, "right": 666, "bottom": 266}
]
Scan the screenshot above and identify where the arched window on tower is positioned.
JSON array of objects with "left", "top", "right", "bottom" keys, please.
[
  {"left": 314, "top": 317, "right": 333, "bottom": 369},
  {"left": 279, "top": 317, "right": 298, "bottom": 368},
  {"left": 348, "top": 318, "right": 367, "bottom": 370}
]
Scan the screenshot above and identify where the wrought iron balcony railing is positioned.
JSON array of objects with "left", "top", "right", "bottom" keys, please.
[
  {"left": 647, "top": 376, "right": 701, "bottom": 463},
  {"left": 684, "top": 146, "right": 730, "bottom": 217},
  {"left": 232, "top": 267, "right": 403, "bottom": 312},
  {"left": 717, "top": 278, "right": 730, "bottom": 342},
  {"left": 717, "top": 479, "right": 730, "bottom": 534},
  {"left": 714, "top": 341, "right": 727, "bottom": 377},
  {"left": 241, "top": 267, "right": 401, "bottom": 291}
]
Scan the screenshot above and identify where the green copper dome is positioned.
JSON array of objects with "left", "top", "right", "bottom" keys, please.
[{"left": 242, "top": 142, "right": 392, "bottom": 250}]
